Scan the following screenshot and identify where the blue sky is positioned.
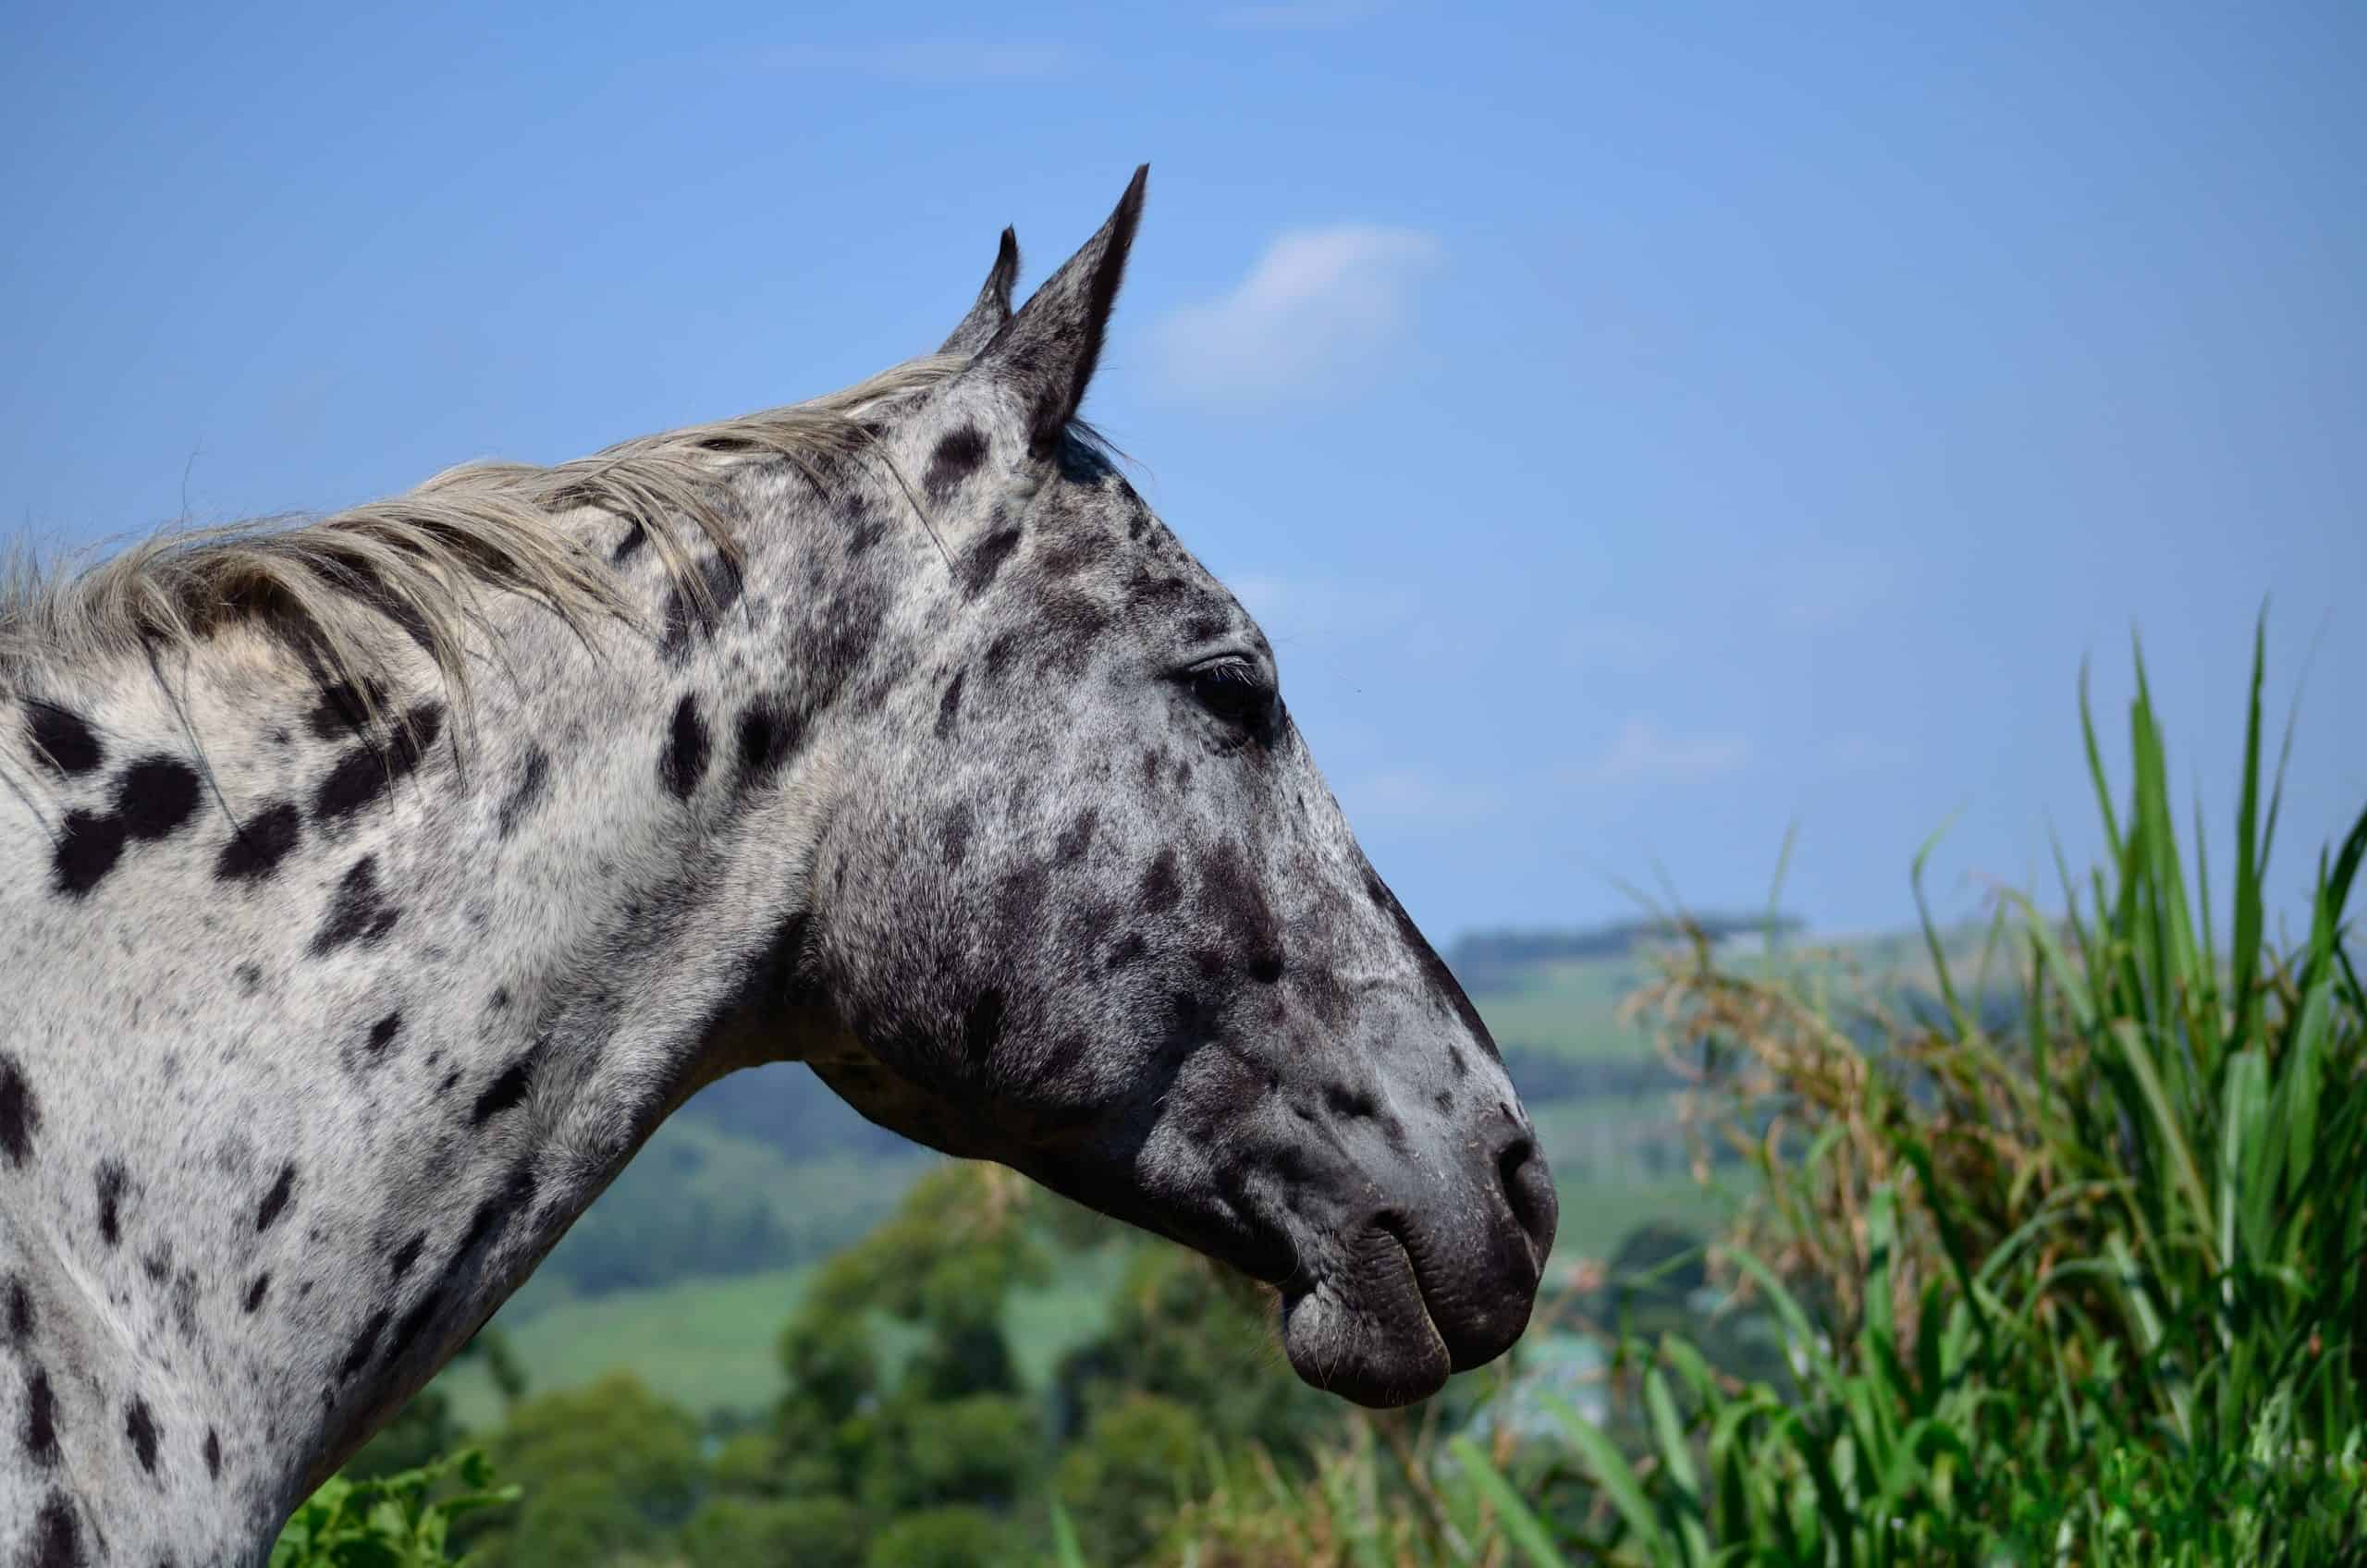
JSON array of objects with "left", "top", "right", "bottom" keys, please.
[{"left": 5, "top": 1, "right": 2361, "bottom": 947}]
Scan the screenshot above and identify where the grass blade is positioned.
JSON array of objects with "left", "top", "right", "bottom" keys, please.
[{"left": 1447, "top": 1436, "right": 1577, "bottom": 1568}]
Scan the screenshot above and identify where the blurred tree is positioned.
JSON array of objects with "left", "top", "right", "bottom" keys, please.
[
  {"left": 1053, "top": 1391, "right": 1207, "bottom": 1566},
  {"left": 1051, "top": 1247, "right": 1332, "bottom": 1464},
  {"left": 901, "top": 1392, "right": 1038, "bottom": 1506},
  {"left": 865, "top": 1504, "right": 1005, "bottom": 1568},
  {"left": 458, "top": 1372, "right": 701, "bottom": 1568},
  {"left": 706, "top": 1429, "right": 782, "bottom": 1499},
  {"left": 681, "top": 1494, "right": 865, "bottom": 1568}
]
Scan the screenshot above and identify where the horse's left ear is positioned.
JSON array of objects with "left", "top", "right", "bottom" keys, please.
[
  {"left": 967, "top": 165, "right": 1147, "bottom": 457},
  {"left": 938, "top": 227, "right": 1022, "bottom": 356}
]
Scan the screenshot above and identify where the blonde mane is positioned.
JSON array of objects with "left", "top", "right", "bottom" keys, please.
[{"left": 0, "top": 353, "right": 971, "bottom": 730}]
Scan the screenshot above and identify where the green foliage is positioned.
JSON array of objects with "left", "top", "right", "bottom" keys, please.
[
  {"left": 864, "top": 1504, "right": 1007, "bottom": 1568},
  {"left": 271, "top": 1449, "right": 517, "bottom": 1567},
  {"left": 681, "top": 1494, "right": 866, "bottom": 1568},
  {"left": 1052, "top": 1393, "right": 1206, "bottom": 1565},
  {"left": 904, "top": 1392, "right": 1040, "bottom": 1503},
  {"left": 705, "top": 1430, "right": 781, "bottom": 1498},
  {"left": 460, "top": 1373, "right": 702, "bottom": 1568},
  {"left": 1051, "top": 1244, "right": 1332, "bottom": 1463}
]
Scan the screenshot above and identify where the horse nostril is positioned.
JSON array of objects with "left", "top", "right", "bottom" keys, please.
[{"left": 1496, "top": 1135, "right": 1558, "bottom": 1266}]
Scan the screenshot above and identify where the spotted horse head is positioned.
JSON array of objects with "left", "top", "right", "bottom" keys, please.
[{"left": 794, "top": 168, "right": 1558, "bottom": 1405}]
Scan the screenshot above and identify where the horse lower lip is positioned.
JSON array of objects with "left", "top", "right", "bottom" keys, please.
[{"left": 1275, "top": 1227, "right": 1453, "bottom": 1407}]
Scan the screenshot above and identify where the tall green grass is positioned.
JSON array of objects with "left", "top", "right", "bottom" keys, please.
[{"left": 1464, "top": 622, "right": 2367, "bottom": 1565}]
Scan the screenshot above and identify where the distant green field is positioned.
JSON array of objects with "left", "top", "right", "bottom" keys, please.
[
  {"left": 439, "top": 1234, "right": 1136, "bottom": 1429},
  {"left": 436, "top": 1266, "right": 816, "bottom": 1429},
  {"left": 1466, "top": 954, "right": 1654, "bottom": 1060},
  {"left": 1463, "top": 925, "right": 2003, "bottom": 1065},
  {"left": 1552, "top": 1172, "right": 1737, "bottom": 1265}
]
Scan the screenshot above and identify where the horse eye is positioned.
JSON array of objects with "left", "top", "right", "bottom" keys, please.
[{"left": 1186, "top": 660, "right": 1274, "bottom": 729}]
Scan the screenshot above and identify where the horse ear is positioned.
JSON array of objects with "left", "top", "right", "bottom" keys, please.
[
  {"left": 969, "top": 165, "right": 1147, "bottom": 457},
  {"left": 938, "top": 227, "right": 1022, "bottom": 356}
]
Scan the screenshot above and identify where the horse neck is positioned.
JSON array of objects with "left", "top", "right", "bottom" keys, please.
[{"left": 0, "top": 465, "right": 890, "bottom": 1559}]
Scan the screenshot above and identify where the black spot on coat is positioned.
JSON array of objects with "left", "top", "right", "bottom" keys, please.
[
  {"left": 496, "top": 748, "right": 552, "bottom": 839},
  {"left": 659, "top": 696, "right": 709, "bottom": 802},
  {"left": 22, "top": 1366, "right": 59, "bottom": 1465},
  {"left": 610, "top": 519, "right": 648, "bottom": 565},
  {"left": 0, "top": 1053, "right": 38, "bottom": 1167},
  {"left": 303, "top": 681, "right": 386, "bottom": 741},
  {"left": 366, "top": 1013, "right": 402, "bottom": 1057},
  {"left": 735, "top": 699, "right": 797, "bottom": 787},
  {"left": 23, "top": 703, "right": 102, "bottom": 776},
  {"left": 125, "top": 1397, "right": 160, "bottom": 1473},
  {"left": 454, "top": 1162, "right": 537, "bottom": 1260},
  {"left": 28, "top": 1492, "right": 79, "bottom": 1568},
  {"left": 215, "top": 801, "right": 302, "bottom": 883},
  {"left": 1055, "top": 807, "right": 1098, "bottom": 862},
  {"left": 1139, "top": 850, "right": 1182, "bottom": 914},
  {"left": 959, "top": 525, "right": 1023, "bottom": 597},
  {"left": 311, "top": 856, "right": 400, "bottom": 955},
  {"left": 380, "top": 1290, "right": 444, "bottom": 1369},
  {"left": 940, "top": 805, "right": 974, "bottom": 867},
  {"left": 925, "top": 425, "right": 988, "bottom": 502},
  {"left": 471, "top": 1049, "right": 538, "bottom": 1126},
  {"left": 52, "top": 809, "right": 129, "bottom": 896},
  {"left": 255, "top": 1164, "right": 298, "bottom": 1232},
  {"left": 935, "top": 670, "right": 965, "bottom": 740},
  {"left": 1198, "top": 845, "right": 1285, "bottom": 984},
  {"left": 242, "top": 1274, "right": 270, "bottom": 1313},
  {"left": 203, "top": 1427, "right": 221, "bottom": 1479},
  {"left": 95, "top": 1162, "right": 127, "bottom": 1246},
  {"left": 387, "top": 1231, "right": 425, "bottom": 1280},
  {"left": 312, "top": 704, "right": 443, "bottom": 823},
  {"left": 336, "top": 1307, "right": 391, "bottom": 1380},
  {"left": 1325, "top": 1083, "right": 1380, "bottom": 1121},
  {"left": 657, "top": 553, "right": 745, "bottom": 663}
]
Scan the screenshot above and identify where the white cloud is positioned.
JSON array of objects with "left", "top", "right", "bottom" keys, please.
[
  {"left": 770, "top": 41, "right": 1072, "bottom": 82},
  {"left": 1579, "top": 719, "right": 1751, "bottom": 787},
  {"left": 1217, "top": 0, "right": 1390, "bottom": 28},
  {"left": 1152, "top": 226, "right": 1441, "bottom": 407}
]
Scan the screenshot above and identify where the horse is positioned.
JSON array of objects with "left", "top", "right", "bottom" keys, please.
[{"left": 0, "top": 166, "right": 1557, "bottom": 1562}]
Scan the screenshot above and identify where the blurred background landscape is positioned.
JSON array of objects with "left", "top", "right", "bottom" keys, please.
[{"left": 8, "top": 2, "right": 2362, "bottom": 1562}]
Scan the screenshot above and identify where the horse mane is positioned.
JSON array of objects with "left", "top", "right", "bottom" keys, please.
[{"left": 0, "top": 353, "right": 972, "bottom": 732}]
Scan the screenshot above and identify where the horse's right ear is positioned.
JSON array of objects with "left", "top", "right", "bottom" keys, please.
[
  {"left": 938, "top": 227, "right": 1023, "bottom": 357},
  {"left": 965, "top": 165, "right": 1147, "bottom": 458}
]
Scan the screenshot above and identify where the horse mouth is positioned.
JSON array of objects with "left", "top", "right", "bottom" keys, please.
[{"left": 1273, "top": 1220, "right": 1462, "bottom": 1408}]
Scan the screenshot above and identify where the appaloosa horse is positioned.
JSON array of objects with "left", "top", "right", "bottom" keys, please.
[{"left": 0, "top": 167, "right": 1556, "bottom": 1562}]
